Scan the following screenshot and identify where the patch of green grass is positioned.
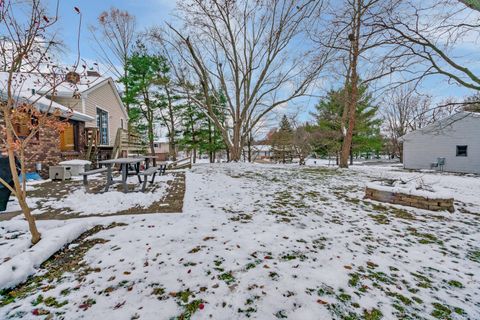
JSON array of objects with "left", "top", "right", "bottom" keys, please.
[
  {"left": 390, "top": 293, "right": 412, "bottom": 306},
  {"left": 411, "top": 272, "right": 432, "bottom": 289},
  {"left": 317, "top": 285, "right": 335, "bottom": 296},
  {"left": 218, "top": 272, "right": 236, "bottom": 285},
  {"left": 312, "top": 237, "right": 327, "bottom": 250},
  {"left": 31, "top": 294, "right": 43, "bottom": 306},
  {"left": 181, "top": 299, "right": 204, "bottom": 319},
  {"left": 371, "top": 203, "right": 414, "bottom": 218},
  {"left": 281, "top": 252, "right": 308, "bottom": 261},
  {"left": 431, "top": 302, "right": 452, "bottom": 319},
  {"left": 229, "top": 213, "right": 253, "bottom": 223},
  {"left": 176, "top": 290, "right": 193, "bottom": 304},
  {"left": 338, "top": 293, "right": 352, "bottom": 302},
  {"left": 368, "top": 271, "right": 394, "bottom": 285},
  {"left": 447, "top": 280, "right": 464, "bottom": 288},
  {"left": 269, "top": 272, "right": 280, "bottom": 281},
  {"left": 412, "top": 296, "right": 423, "bottom": 304},
  {"left": 238, "top": 306, "right": 257, "bottom": 316},
  {"left": 368, "top": 214, "right": 390, "bottom": 224},
  {"left": 244, "top": 262, "right": 258, "bottom": 270},
  {"left": 453, "top": 307, "right": 466, "bottom": 315},
  {"left": 151, "top": 286, "right": 166, "bottom": 298},
  {"left": 188, "top": 246, "right": 202, "bottom": 253},
  {"left": 43, "top": 296, "right": 68, "bottom": 308},
  {"left": 348, "top": 273, "right": 361, "bottom": 287},
  {"left": 364, "top": 308, "right": 383, "bottom": 320},
  {"left": 407, "top": 228, "right": 442, "bottom": 245},
  {"left": 467, "top": 250, "right": 480, "bottom": 263}
]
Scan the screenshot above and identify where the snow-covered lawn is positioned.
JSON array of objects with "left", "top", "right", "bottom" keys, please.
[
  {"left": 1, "top": 163, "right": 479, "bottom": 319},
  {"left": 40, "top": 174, "right": 175, "bottom": 216},
  {"left": 1, "top": 173, "right": 179, "bottom": 218}
]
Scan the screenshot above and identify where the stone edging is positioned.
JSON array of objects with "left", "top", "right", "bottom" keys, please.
[{"left": 364, "top": 187, "right": 455, "bottom": 213}]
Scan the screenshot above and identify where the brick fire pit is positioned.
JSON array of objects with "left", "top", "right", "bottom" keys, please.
[{"left": 365, "top": 186, "right": 455, "bottom": 213}]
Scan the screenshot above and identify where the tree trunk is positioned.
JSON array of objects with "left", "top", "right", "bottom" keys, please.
[
  {"left": 148, "top": 122, "right": 155, "bottom": 158},
  {"left": 229, "top": 123, "right": 242, "bottom": 161},
  {"left": 4, "top": 116, "right": 41, "bottom": 244},
  {"left": 398, "top": 141, "right": 404, "bottom": 163},
  {"left": 208, "top": 119, "right": 214, "bottom": 163},
  {"left": 229, "top": 144, "right": 242, "bottom": 162},
  {"left": 190, "top": 116, "right": 197, "bottom": 164},
  {"left": 339, "top": 0, "right": 361, "bottom": 169},
  {"left": 166, "top": 87, "right": 177, "bottom": 161}
]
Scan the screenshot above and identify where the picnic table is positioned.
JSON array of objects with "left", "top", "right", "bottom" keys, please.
[
  {"left": 98, "top": 157, "right": 145, "bottom": 193},
  {"left": 131, "top": 155, "right": 158, "bottom": 169}
]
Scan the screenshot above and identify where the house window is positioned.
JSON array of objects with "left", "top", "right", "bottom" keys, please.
[
  {"left": 60, "top": 124, "right": 76, "bottom": 151},
  {"left": 96, "top": 108, "right": 109, "bottom": 145},
  {"left": 456, "top": 145, "right": 468, "bottom": 157}
]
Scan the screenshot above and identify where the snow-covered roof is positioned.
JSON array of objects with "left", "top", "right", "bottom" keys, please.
[
  {"left": 154, "top": 137, "right": 170, "bottom": 144},
  {"left": 0, "top": 72, "right": 98, "bottom": 122}
]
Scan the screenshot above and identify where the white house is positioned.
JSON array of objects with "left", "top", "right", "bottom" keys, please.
[{"left": 401, "top": 112, "right": 480, "bottom": 174}]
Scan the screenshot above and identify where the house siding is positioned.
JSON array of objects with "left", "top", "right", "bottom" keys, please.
[
  {"left": 84, "top": 82, "right": 127, "bottom": 147},
  {"left": 403, "top": 115, "right": 480, "bottom": 174}
]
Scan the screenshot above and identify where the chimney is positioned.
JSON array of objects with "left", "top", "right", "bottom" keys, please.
[
  {"left": 65, "top": 71, "right": 80, "bottom": 84},
  {"left": 87, "top": 70, "right": 101, "bottom": 77}
]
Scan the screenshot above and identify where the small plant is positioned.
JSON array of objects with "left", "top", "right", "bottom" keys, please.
[
  {"left": 364, "top": 308, "right": 383, "bottom": 320},
  {"left": 218, "top": 272, "right": 236, "bottom": 284}
]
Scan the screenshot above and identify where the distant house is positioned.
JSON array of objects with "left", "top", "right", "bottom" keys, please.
[
  {"left": 242, "top": 144, "right": 273, "bottom": 161},
  {"left": 0, "top": 71, "right": 128, "bottom": 175},
  {"left": 153, "top": 138, "right": 171, "bottom": 161},
  {"left": 401, "top": 112, "right": 480, "bottom": 174}
]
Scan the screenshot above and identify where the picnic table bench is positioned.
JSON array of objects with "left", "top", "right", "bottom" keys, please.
[
  {"left": 137, "top": 162, "right": 168, "bottom": 192},
  {"left": 138, "top": 167, "right": 159, "bottom": 192},
  {"left": 80, "top": 167, "right": 108, "bottom": 186}
]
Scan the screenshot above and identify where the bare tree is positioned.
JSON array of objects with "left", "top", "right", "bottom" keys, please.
[
  {"left": 90, "top": 7, "right": 136, "bottom": 112},
  {"left": 165, "top": 0, "right": 330, "bottom": 161},
  {"left": 382, "top": 86, "right": 430, "bottom": 161},
  {"left": 375, "top": 0, "right": 480, "bottom": 92},
  {"left": 0, "top": 0, "right": 84, "bottom": 244},
  {"left": 314, "top": 0, "right": 413, "bottom": 168},
  {"left": 382, "top": 84, "right": 458, "bottom": 161}
]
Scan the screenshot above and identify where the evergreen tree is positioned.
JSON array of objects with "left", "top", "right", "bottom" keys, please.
[
  {"left": 311, "top": 85, "right": 382, "bottom": 162},
  {"left": 271, "top": 115, "right": 294, "bottom": 163},
  {"left": 178, "top": 95, "right": 205, "bottom": 163},
  {"left": 121, "top": 42, "right": 169, "bottom": 155},
  {"left": 178, "top": 90, "right": 228, "bottom": 163}
]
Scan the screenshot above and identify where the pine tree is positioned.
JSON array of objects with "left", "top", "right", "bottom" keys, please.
[
  {"left": 311, "top": 85, "right": 382, "bottom": 162},
  {"left": 178, "top": 96, "right": 205, "bottom": 163},
  {"left": 271, "top": 115, "right": 294, "bottom": 163},
  {"left": 178, "top": 90, "right": 228, "bottom": 163},
  {"left": 121, "top": 42, "right": 169, "bottom": 155}
]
